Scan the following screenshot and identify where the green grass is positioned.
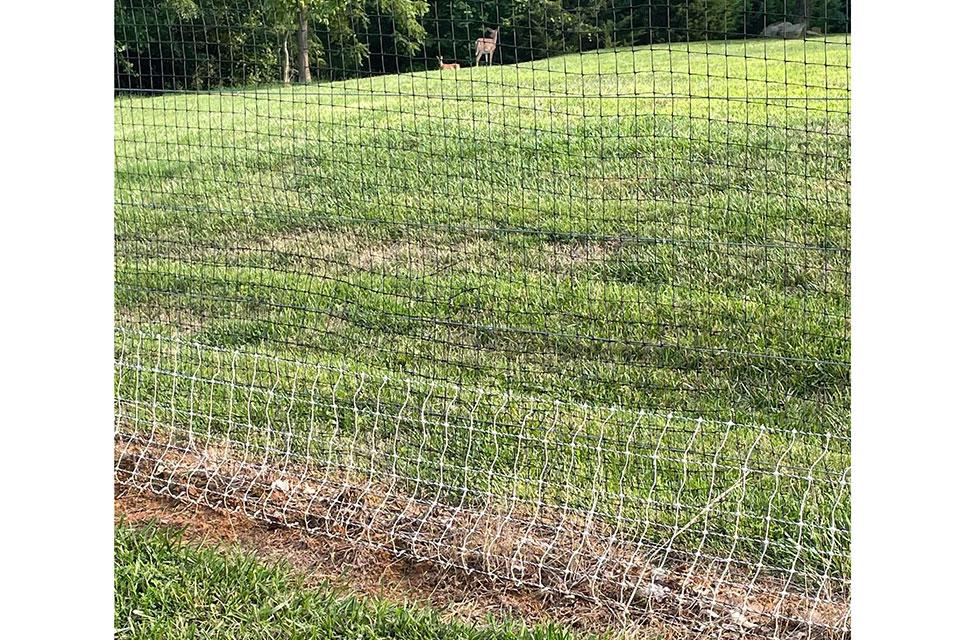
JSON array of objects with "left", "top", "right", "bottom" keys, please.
[
  {"left": 116, "top": 523, "right": 596, "bottom": 640},
  {"left": 116, "top": 37, "right": 850, "bottom": 431},
  {"left": 115, "top": 38, "right": 850, "bottom": 588}
]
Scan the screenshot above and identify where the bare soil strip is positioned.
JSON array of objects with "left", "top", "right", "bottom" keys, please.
[{"left": 115, "top": 436, "right": 848, "bottom": 639}]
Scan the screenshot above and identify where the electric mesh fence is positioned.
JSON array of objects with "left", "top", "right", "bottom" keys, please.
[{"left": 115, "top": 1, "right": 850, "bottom": 636}]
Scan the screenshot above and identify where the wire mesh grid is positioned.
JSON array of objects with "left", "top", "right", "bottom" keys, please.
[{"left": 115, "top": 1, "right": 850, "bottom": 636}]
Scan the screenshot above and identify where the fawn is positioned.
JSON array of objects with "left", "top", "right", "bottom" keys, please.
[{"left": 437, "top": 56, "right": 460, "bottom": 70}]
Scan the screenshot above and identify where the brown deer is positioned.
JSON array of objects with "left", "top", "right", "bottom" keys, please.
[
  {"left": 437, "top": 56, "right": 460, "bottom": 70},
  {"left": 474, "top": 27, "right": 499, "bottom": 66}
]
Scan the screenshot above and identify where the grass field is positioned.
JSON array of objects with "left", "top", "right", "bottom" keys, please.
[
  {"left": 116, "top": 36, "right": 850, "bottom": 430},
  {"left": 116, "top": 523, "right": 590, "bottom": 640},
  {"left": 115, "top": 35, "right": 851, "bottom": 627}
]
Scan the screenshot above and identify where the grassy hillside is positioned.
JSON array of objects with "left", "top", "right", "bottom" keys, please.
[
  {"left": 116, "top": 36, "right": 850, "bottom": 430},
  {"left": 115, "top": 38, "right": 851, "bottom": 582}
]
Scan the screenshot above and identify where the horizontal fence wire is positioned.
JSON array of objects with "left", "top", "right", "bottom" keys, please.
[{"left": 115, "top": 1, "right": 850, "bottom": 637}]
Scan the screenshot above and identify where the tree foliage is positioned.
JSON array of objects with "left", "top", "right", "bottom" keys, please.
[{"left": 116, "top": 0, "right": 429, "bottom": 90}]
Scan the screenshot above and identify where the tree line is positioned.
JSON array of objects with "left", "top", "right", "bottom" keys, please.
[{"left": 116, "top": 1, "right": 850, "bottom": 91}]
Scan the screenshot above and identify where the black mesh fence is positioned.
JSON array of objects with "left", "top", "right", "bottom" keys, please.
[{"left": 115, "top": 1, "right": 850, "bottom": 635}]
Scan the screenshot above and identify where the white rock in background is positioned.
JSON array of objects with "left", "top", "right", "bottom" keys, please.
[
  {"left": 783, "top": 22, "right": 808, "bottom": 38},
  {"left": 763, "top": 21, "right": 790, "bottom": 37},
  {"left": 763, "top": 21, "right": 808, "bottom": 39}
]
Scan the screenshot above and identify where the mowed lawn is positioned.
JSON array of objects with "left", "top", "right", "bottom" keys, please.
[
  {"left": 115, "top": 37, "right": 851, "bottom": 587},
  {"left": 116, "top": 36, "right": 850, "bottom": 430}
]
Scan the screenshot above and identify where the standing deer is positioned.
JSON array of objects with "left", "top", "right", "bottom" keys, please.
[
  {"left": 437, "top": 56, "right": 460, "bottom": 70},
  {"left": 474, "top": 27, "right": 499, "bottom": 66}
]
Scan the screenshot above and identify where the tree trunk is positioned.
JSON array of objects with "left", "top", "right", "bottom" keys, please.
[
  {"left": 297, "top": 4, "right": 311, "bottom": 84},
  {"left": 280, "top": 35, "right": 291, "bottom": 84}
]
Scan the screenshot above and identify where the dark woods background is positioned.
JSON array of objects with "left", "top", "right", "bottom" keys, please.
[{"left": 116, "top": 0, "right": 851, "bottom": 91}]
